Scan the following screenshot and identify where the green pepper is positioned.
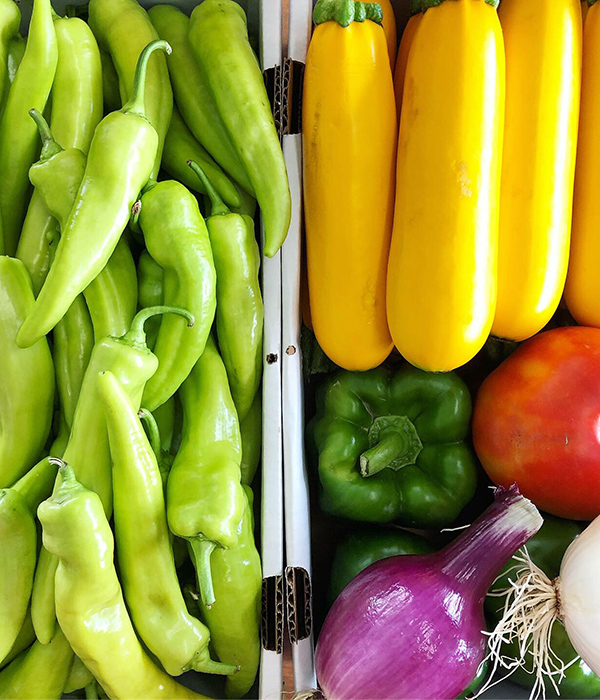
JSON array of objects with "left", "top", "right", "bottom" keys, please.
[
  {"left": 137, "top": 249, "right": 163, "bottom": 350},
  {"left": 38, "top": 464, "right": 207, "bottom": 700},
  {"left": 139, "top": 180, "right": 216, "bottom": 412},
  {"left": 167, "top": 336, "right": 246, "bottom": 608},
  {"left": 0, "top": 610, "right": 35, "bottom": 670},
  {"left": 196, "top": 486, "right": 262, "bottom": 699},
  {"left": 63, "top": 655, "right": 94, "bottom": 695},
  {"left": 98, "top": 369, "right": 235, "bottom": 676},
  {"left": 99, "top": 45, "right": 120, "bottom": 112},
  {"left": 310, "top": 366, "right": 478, "bottom": 527},
  {"left": 329, "top": 528, "right": 437, "bottom": 602},
  {"left": 230, "top": 181, "right": 257, "bottom": 219},
  {"left": 0, "top": 0, "right": 57, "bottom": 256},
  {"left": 5, "top": 34, "right": 24, "bottom": 91},
  {"left": 162, "top": 106, "right": 241, "bottom": 209},
  {"left": 0, "top": 459, "right": 59, "bottom": 660},
  {"left": 31, "top": 305, "right": 193, "bottom": 645},
  {"left": 486, "top": 514, "right": 600, "bottom": 698},
  {"left": 88, "top": 0, "right": 172, "bottom": 179},
  {"left": 189, "top": 0, "right": 291, "bottom": 257},
  {"left": 189, "top": 161, "right": 263, "bottom": 421},
  {"left": 0, "top": 625, "right": 73, "bottom": 700},
  {"left": 147, "top": 5, "right": 252, "bottom": 196},
  {"left": 240, "top": 393, "right": 261, "bottom": 486},
  {"left": 17, "top": 40, "right": 167, "bottom": 349},
  {"left": 0, "top": 0, "right": 20, "bottom": 112},
  {"left": 0, "top": 257, "right": 54, "bottom": 488}
]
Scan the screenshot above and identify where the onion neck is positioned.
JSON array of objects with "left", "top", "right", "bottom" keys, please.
[{"left": 440, "top": 485, "right": 543, "bottom": 600}]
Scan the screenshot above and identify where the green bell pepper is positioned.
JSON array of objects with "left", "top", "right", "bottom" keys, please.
[
  {"left": 309, "top": 366, "right": 478, "bottom": 528},
  {"left": 486, "top": 514, "right": 600, "bottom": 698}
]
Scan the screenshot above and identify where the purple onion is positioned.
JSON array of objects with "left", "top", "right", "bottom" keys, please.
[{"left": 315, "top": 485, "right": 543, "bottom": 700}]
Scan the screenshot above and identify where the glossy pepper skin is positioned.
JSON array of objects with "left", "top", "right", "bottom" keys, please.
[
  {"left": 309, "top": 366, "right": 478, "bottom": 527},
  {"left": 565, "top": 1, "right": 600, "bottom": 326},
  {"left": 387, "top": 0, "right": 505, "bottom": 371},
  {"left": 393, "top": 2, "right": 421, "bottom": 114},
  {"left": 0, "top": 257, "right": 54, "bottom": 488},
  {"left": 38, "top": 465, "right": 209, "bottom": 700},
  {"left": 197, "top": 487, "right": 261, "bottom": 699},
  {"left": 98, "top": 370, "right": 235, "bottom": 677},
  {"left": 88, "top": 0, "right": 172, "bottom": 179},
  {"left": 0, "top": 0, "right": 57, "bottom": 256},
  {"left": 16, "top": 14, "right": 103, "bottom": 295},
  {"left": 0, "top": 625, "right": 73, "bottom": 700},
  {"left": 31, "top": 306, "right": 185, "bottom": 645},
  {"left": 492, "top": 0, "right": 582, "bottom": 342},
  {"left": 240, "top": 393, "right": 261, "bottom": 486},
  {"left": 486, "top": 514, "right": 600, "bottom": 698},
  {"left": 139, "top": 180, "right": 216, "bottom": 412},
  {"left": 167, "top": 336, "right": 246, "bottom": 608},
  {"left": 189, "top": 0, "right": 291, "bottom": 257},
  {"left": 328, "top": 528, "right": 436, "bottom": 602},
  {"left": 17, "top": 40, "right": 167, "bottom": 349},
  {"left": 303, "top": 0, "right": 395, "bottom": 370},
  {"left": 0, "top": 0, "right": 20, "bottom": 112},
  {"left": 148, "top": 5, "right": 252, "bottom": 197},
  {"left": 162, "top": 106, "right": 241, "bottom": 209},
  {"left": 190, "top": 161, "right": 263, "bottom": 421}
]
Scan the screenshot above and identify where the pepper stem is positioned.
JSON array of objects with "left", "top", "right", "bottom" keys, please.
[
  {"left": 188, "top": 160, "right": 230, "bottom": 217},
  {"left": 30, "top": 109, "right": 63, "bottom": 161},
  {"left": 122, "top": 40, "right": 172, "bottom": 117},
  {"left": 190, "top": 654, "right": 239, "bottom": 676},
  {"left": 188, "top": 537, "right": 217, "bottom": 608},
  {"left": 359, "top": 415, "right": 423, "bottom": 477},
  {"left": 313, "top": 0, "right": 383, "bottom": 26},
  {"left": 122, "top": 305, "right": 195, "bottom": 348},
  {"left": 138, "top": 408, "right": 162, "bottom": 462},
  {"left": 12, "top": 456, "right": 61, "bottom": 512}
]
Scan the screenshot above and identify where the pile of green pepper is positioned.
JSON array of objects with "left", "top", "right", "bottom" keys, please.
[{"left": 0, "top": 0, "right": 280, "bottom": 696}]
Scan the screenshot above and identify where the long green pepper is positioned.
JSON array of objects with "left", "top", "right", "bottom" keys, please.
[
  {"left": 0, "top": 0, "right": 20, "bottom": 114},
  {"left": 167, "top": 336, "right": 246, "bottom": 608},
  {"left": 17, "top": 40, "right": 167, "bottom": 349},
  {"left": 98, "top": 370, "right": 236, "bottom": 677},
  {"left": 0, "top": 0, "right": 57, "bottom": 256},
  {"left": 6, "top": 34, "right": 24, "bottom": 87},
  {"left": 189, "top": 0, "right": 291, "bottom": 257},
  {"left": 190, "top": 161, "right": 263, "bottom": 421},
  {"left": 139, "top": 179, "right": 217, "bottom": 412}
]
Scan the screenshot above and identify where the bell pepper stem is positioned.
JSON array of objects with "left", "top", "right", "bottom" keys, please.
[
  {"left": 122, "top": 40, "right": 172, "bottom": 118},
  {"left": 29, "top": 109, "right": 63, "bottom": 161},
  {"left": 360, "top": 433, "right": 411, "bottom": 477},
  {"left": 188, "top": 537, "right": 217, "bottom": 608},
  {"left": 360, "top": 416, "right": 423, "bottom": 477},
  {"left": 138, "top": 408, "right": 162, "bottom": 462},
  {"left": 187, "top": 160, "right": 230, "bottom": 217},
  {"left": 122, "top": 305, "right": 195, "bottom": 348}
]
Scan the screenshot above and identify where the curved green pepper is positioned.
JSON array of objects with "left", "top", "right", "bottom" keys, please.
[
  {"left": 0, "top": 625, "right": 73, "bottom": 700},
  {"left": 31, "top": 305, "right": 191, "bottom": 645},
  {"left": 163, "top": 106, "right": 241, "bottom": 209},
  {"left": 17, "top": 40, "right": 167, "bottom": 349},
  {"left": 0, "top": 0, "right": 20, "bottom": 113},
  {"left": 167, "top": 336, "right": 246, "bottom": 607},
  {"left": 88, "top": 0, "right": 172, "bottom": 179},
  {"left": 0, "top": 257, "right": 54, "bottom": 488},
  {"left": 310, "top": 366, "right": 478, "bottom": 527},
  {"left": 196, "top": 486, "right": 262, "bottom": 699},
  {"left": 98, "top": 369, "right": 235, "bottom": 676},
  {"left": 240, "top": 393, "right": 261, "bottom": 486},
  {"left": 189, "top": 161, "right": 263, "bottom": 421},
  {"left": 148, "top": 4, "right": 253, "bottom": 196},
  {"left": 189, "top": 0, "right": 291, "bottom": 257},
  {"left": 139, "top": 180, "right": 216, "bottom": 412},
  {"left": 486, "top": 514, "right": 600, "bottom": 698},
  {"left": 329, "top": 527, "right": 437, "bottom": 602},
  {"left": 5, "top": 34, "right": 24, "bottom": 91},
  {"left": 0, "top": 0, "right": 57, "bottom": 255},
  {"left": 38, "top": 464, "right": 208, "bottom": 700}
]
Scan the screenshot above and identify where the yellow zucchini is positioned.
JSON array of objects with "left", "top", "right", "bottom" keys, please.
[
  {"left": 303, "top": 0, "right": 396, "bottom": 371},
  {"left": 583, "top": 0, "right": 588, "bottom": 23},
  {"left": 387, "top": 0, "right": 505, "bottom": 372},
  {"left": 393, "top": 3, "right": 422, "bottom": 114},
  {"left": 366, "top": 0, "right": 397, "bottom": 67},
  {"left": 492, "top": 0, "right": 582, "bottom": 341},
  {"left": 565, "top": 1, "right": 600, "bottom": 325}
]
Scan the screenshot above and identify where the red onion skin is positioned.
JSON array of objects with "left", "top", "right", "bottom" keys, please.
[{"left": 315, "top": 485, "right": 542, "bottom": 700}]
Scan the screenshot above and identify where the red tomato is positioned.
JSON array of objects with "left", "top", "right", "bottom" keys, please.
[{"left": 473, "top": 326, "right": 600, "bottom": 520}]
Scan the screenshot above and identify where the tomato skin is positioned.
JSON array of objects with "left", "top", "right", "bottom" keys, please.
[{"left": 473, "top": 326, "right": 600, "bottom": 520}]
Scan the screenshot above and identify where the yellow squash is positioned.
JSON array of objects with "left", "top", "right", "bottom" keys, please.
[
  {"left": 393, "top": 4, "right": 422, "bottom": 114},
  {"left": 565, "top": 1, "right": 600, "bottom": 326},
  {"left": 492, "top": 0, "right": 582, "bottom": 341},
  {"left": 366, "top": 0, "right": 397, "bottom": 67},
  {"left": 303, "top": 0, "right": 396, "bottom": 371},
  {"left": 387, "top": 0, "right": 505, "bottom": 372}
]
